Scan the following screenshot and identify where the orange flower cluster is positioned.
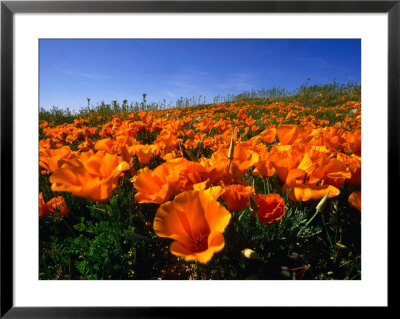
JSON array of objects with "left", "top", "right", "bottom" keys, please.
[{"left": 40, "top": 98, "right": 361, "bottom": 262}]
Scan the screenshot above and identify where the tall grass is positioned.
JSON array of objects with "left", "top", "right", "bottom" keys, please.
[{"left": 39, "top": 80, "right": 361, "bottom": 123}]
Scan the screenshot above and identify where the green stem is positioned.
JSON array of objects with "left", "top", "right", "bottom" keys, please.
[
  {"left": 263, "top": 178, "right": 266, "bottom": 194},
  {"left": 321, "top": 214, "right": 333, "bottom": 248},
  {"left": 62, "top": 219, "right": 75, "bottom": 236},
  {"left": 296, "top": 209, "right": 319, "bottom": 237}
]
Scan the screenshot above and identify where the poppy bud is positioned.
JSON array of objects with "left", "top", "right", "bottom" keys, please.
[
  {"left": 316, "top": 190, "right": 330, "bottom": 212},
  {"left": 241, "top": 248, "right": 266, "bottom": 263},
  {"left": 228, "top": 131, "right": 235, "bottom": 161},
  {"left": 288, "top": 252, "right": 299, "bottom": 260},
  {"left": 248, "top": 195, "right": 259, "bottom": 213},
  {"left": 227, "top": 130, "right": 235, "bottom": 173},
  {"left": 280, "top": 266, "right": 291, "bottom": 278}
]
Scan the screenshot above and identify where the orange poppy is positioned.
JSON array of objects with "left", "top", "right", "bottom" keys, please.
[
  {"left": 39, "top": 192, "right": 50, "bottom": 219},
  {"left": 259, "top": 125, "right": 276, "bottom": 144},
  {"left": 210, "top": 146, "right": 259, "bottom": 182},
  {"left": 288, "top": 184, "right": 340, "bottom": 202},
  {"left": 39, "top": 193, "right": 69, "bottom": 218},
  {"left": 344, "top": 129, "right": 361, "bottom": 156},
  {"left": 132, "top": 157, "right": 209, "bottom": 204},
  {"left": 221, "top": 184, "right": 254, "bottom": 212},
  {"left": 311, "top": 156, "right": 351, "bottom": 188},
  {"left": 133, "top": 144, "right": 157, "bottom": 165},
  {"left": 94, "top": 138, "right": 117, "bottom": 153},
  {"left": 252, "top": 194, "right": 286, "bottom": 224},
  {"left": 132, "top": 165, "right": 173, "bottom": 204},
  {"left": 348, "top": 191, "right": 361, "bottom": 212},
  {"left": 153, "top": 186, "right": 231, "bottom": 264},
  {"left": 50, "top": 151, "right": 130, "bottom": 202},
  {"left": 46, "top": 196, "right": 69, "bottom": 217},
  {"left": 276, "top": 124, "right": 305, "bottom": 145},
  {"left": 166, "top": 158, "right": 209, "bottom": 194},
  {"left": 39, "top": 147, "right": 73, "bottom": 174}
]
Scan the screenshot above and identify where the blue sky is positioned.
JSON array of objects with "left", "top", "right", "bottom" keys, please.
[{"left": 39, "top": 39, "right": 361, "bottom": 111}]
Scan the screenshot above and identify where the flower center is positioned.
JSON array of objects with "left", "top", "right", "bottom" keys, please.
[{"left": 191, "top": 232, "right": 208, "bottom": 252}]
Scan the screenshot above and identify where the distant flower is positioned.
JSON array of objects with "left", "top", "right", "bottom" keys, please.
[
  {"left": 153, "top": 186, "right": 231, "bottom": 264},
  {"left": 348, "top": 191, "right": 361, "bottom": 212}
]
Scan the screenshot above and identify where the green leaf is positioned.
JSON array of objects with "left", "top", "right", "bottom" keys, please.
[
  {"left": 86, "top": 206, "right": 107, "bottom": 214},
  {"left": 238, "top": 209, "right": 248, "bottom": 222},
  {"left": 75, "top": 260, "right": 88, "bottom": 275}
]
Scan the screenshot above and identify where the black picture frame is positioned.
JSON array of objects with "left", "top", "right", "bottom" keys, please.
[{"left": 1, "top": 0, "right": 395, "bottom": 317}]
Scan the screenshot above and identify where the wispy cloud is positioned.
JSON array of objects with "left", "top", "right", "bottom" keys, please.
[
  {"left": 163, "top": 67, "right": 208, "bottom": 93},
  {"left": 292, "top": 56, "right": 346, "bottom": 72},
  {"left": 64, "top": 70, "right": 110, "bottom": 80},
  {"left": 217, "top": 72, "right": 255, "bottom": 91},
  {"left": 161, "top": 89, "right": 178, "bottom": 99}
]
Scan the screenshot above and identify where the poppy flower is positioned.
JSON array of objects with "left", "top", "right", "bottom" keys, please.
[
  {"left": 210, "top": 146, "right": 259, "bottom": 183},
  {"left": 95, "top": 138, "right": 117, "bottom": 153},
  {"left": 221, "top": 184, "right": 254, "bottom": 212},
  {"left": 344, "top": 129, "right": 361, "bottom": 156},
  {"left": 132, "top": 158, "right": 209, "bottom": 204},
  {"left": 165, "top": 158, "right": 209, "bottom": 193},
  {"left": 39, "top": 193, "right": 69, "bottom": 218},
  {"left": 153, "top": 186, "right": 231, "bottom": 264},
  {"left": 39, "top": 138, "right": 53, "bottom": 150},
  {"left": 259, "top": 125, "right": 276, "bottom": 144},
  {"left": 276, "top": 124, "right": 304, "bottom": 145},
  {"left": 39, "top": 147, "right": 73, "bottom": 174},
  {"left": 322, "top": 127, "right": 347, "bottom": 152},
  {"left": 252, "top": 194, "right": 286, "bottom": 224},
  {"left": 154, "top": 129, "right": 181, "bottom": 151},
  {"left": 50, "top": 151, "right": 130, "bottom": 202},
  {"left": 133, "top": 144, "right": 157, "bottom": 165},
  {"left": 288, "top": 184, "right": 340, "bottom": 202},
  {"left": 132, "top": 165, "right": 173, "bottom": 204},
  {"left": 46, "top": 196, "right": 69, "bottom": 217},
  {"left": 39, "top": 192, "right": 50, "bottom": 219},
  {"left": 348, "top": 191, "right": 361, "bottom": 212},
  {"left": 311, "top": 156, "right": 351, "bottom": 188},
  {"left": 347, "top": 155, "right": 361, "bottom": 186}
]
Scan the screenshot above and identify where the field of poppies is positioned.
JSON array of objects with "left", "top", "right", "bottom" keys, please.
[{"left": 39, "top": 84, "right": 361, "bottom": 280}]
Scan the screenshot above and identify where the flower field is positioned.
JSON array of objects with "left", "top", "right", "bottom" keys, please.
[{"left": 39, "top": 87, "right": 361, "bottom": 280}]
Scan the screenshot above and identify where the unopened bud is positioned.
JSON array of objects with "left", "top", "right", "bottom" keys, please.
[
  {"left": 241, "top": 248, "right": 265, "bottom": 263},
  {"left": 248, "top": 195, "right": 259, "bottom": 213},
  {"left": 227, "top": 131, "right": 235, "bottom": 174},
  {"left": 288, "top": 252, "right": 299, "bottom": 260},
  {"left": 227, "top": 130, "right": 235, "bottom": 160},
  {"left": 280, "top": 266, "right": 291, "bottom": 278},
  {"left": 316, "top": 190, "right": 330, "bottom": 212}
]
